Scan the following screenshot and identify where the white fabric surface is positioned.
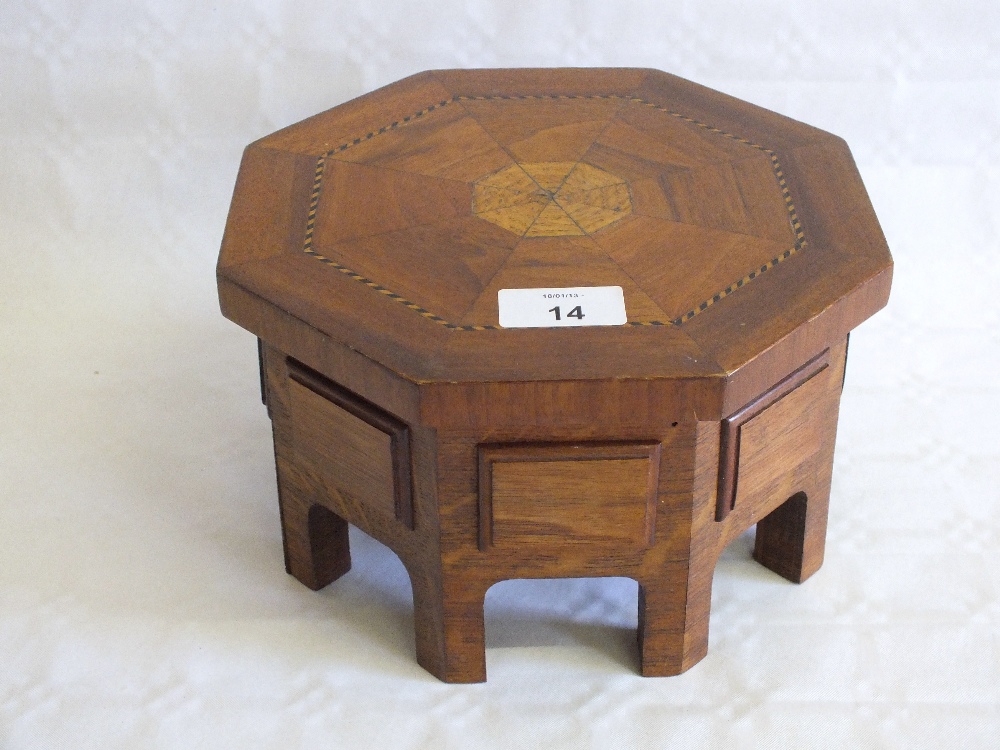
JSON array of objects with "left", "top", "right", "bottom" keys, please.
[{"left": 2, "top": 1, "right": 999, "bottom": 747}]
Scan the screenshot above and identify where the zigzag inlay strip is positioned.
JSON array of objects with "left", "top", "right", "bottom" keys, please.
[{"left": 301, "top": 92, "right": 810, "bottom": 330}]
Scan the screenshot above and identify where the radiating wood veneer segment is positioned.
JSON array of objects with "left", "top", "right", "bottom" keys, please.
[
  {"left": 458, "top": 236, "right": 668, "bottom": 326},
  {"left": 316, "top": 161, "right": 473, "bottom": 245},
  {"left": 317, "top": 215, "right": 521, "bottom": 326},
  {"left": 592, "top": 215, "right": 793, "bottom": 321},
  {"left": 456, "top": 93, "right": 624, "bottom": 164},
  {"left": 331, "top": 105, "right": 513, "bottom": 183}
]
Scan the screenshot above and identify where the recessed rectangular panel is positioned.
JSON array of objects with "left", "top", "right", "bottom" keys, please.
[
  {"left": 733, "top": 368, "right": 833, "bottom": 509},
  {"left": 286, "top": 360, "right": 413, "bottom": 528},
  {"left": 478, "top": 442, "right": 661, "bottom": 550},
  {"left": 716, "top": 349, "right": 833, "bottom": 521}
]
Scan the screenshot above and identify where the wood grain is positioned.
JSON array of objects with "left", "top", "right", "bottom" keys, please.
[
  {"left": 592, "top": 214, "right": 792, "bottom": 321},
  {"left": 716, "top": 348, "right": 831, "bottom": 521},
  {"left": 287, "top": 359, "right": 414, "bottom": 529},
  {"left": 459, "top": 236, "right": 669, "bottom": 326},
  {"left": 218, "top": 68, "right": 893, "bottom": 683},
  {"left": 478, "top": 442, "right": 661, "bottom": 550},
  {"left": 317, "top": 160, "right": 471, "bottom": 245},
  {"left": 454, "top": 92, "right": 623, "bottom": 163},
  {"left": 472, "top": 161, "right": 632, "bottom": 237},
  {"left": 219, "top": 68, "right": 890, "bottom": 385}
]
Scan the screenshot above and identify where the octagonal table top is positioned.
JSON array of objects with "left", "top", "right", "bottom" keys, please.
[{"left": 218, "top": 68, "right": 892, "bottom": 388}]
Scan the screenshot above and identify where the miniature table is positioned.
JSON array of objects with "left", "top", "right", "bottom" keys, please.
[{"left": 217, "top": 68, "right": 892, "bottom": 682}]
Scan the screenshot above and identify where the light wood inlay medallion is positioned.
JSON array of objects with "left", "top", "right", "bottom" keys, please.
[{"left": 472, "top": 162, "right": 632, "bottom": 237}]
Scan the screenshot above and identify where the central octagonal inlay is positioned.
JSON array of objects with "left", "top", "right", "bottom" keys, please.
[{"left": 472, "top": 161, "right": 632, "bottom": 237}]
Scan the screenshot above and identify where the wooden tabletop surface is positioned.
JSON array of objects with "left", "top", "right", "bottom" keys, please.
[{"left": 219, "top": 69, "right": 892, "bottom": 385}]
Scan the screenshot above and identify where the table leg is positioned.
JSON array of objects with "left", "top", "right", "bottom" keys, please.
[
  {"left": 752, "top": 462, "right": 833, "bottom": 583},
  {"left": 411, "top": 565, "right": 488, "bottom": 683},
  {"left": 637, "top": 560, "right": 712, "bottom": 676},
  {"left": 276, "top": 460, "right": 352, "bottom": 591}
]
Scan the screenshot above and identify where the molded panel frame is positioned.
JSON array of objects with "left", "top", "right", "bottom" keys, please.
[{"left": 287, "top": 357, "right": 415, "bottom": 529}]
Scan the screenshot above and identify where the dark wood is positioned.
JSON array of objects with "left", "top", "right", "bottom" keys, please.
[
  {"left": 257, "top": 338, "right": 267, "bottom": 405},
  {"left": 217, "top": 69, "right": 892, "bottom": 682}
]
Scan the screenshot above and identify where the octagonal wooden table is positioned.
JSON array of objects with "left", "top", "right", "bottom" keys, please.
[{"left": 218, "top": 68, "right": 892, "bottom": 682}]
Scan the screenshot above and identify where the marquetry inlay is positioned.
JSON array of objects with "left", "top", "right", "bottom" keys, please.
[{"left": 472, "top": 162, "right": 632, "bottom": 237}]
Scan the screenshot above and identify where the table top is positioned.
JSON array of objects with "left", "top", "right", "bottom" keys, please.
[{"left": 218, "top": 69, "right": 892, "bottom": 386}]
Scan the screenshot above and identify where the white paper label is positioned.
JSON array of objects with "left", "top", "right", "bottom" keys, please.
[{"left": 497, "top": 286, "right": 627, "bottom": 328}]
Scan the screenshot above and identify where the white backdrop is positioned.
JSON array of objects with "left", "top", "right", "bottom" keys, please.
[{"left": 2, "top": 1, "right": 999, "bottom": 748}]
